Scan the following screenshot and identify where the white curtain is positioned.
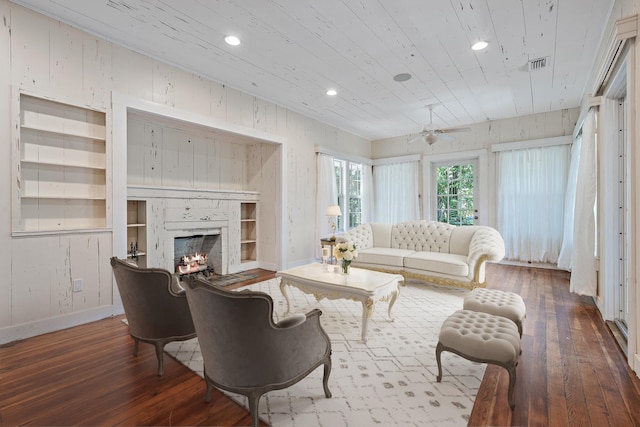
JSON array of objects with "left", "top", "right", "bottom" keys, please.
[
  {"left": 557, "top": 134, "right": 582, "bottom": 270},
  {"left": 569, "top": 109, "right": 598, "bottom": 296},
  {"left": 373, "top": 161, "right": 420, "bottom": 223},
  {"left": 315, "top": 154, "right": 337, "bottom": 258},
  {"left": 361, "top": 164, "right": 374, "bottom": 223},
  {"left": 497, "top": 144, "right": 570, "bottom": 263}
]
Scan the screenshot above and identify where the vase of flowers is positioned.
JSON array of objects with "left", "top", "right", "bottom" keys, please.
[{"left": 333, "top": 239, "right": 358, "bottom": 274}]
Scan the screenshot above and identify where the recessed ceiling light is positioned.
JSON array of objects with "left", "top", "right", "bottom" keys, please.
[
  {"left": 393, "top": 73, "right": 412, "bottom": 82},
  {"left": 224, "top": 35, "right": 241, "bottom": 46},
  {"left": 471, "top": 41, "right": 488, "bottom": 51},
  {"left": 326, "top": 89, "right": 337, "bottom": 96}
]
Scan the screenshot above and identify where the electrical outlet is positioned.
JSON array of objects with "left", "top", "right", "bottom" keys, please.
[{"left": 73, "top": 278, "right": 83, "bottom": 293}]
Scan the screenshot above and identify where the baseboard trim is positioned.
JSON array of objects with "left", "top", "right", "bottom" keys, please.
[
  {"left": 0, "top": 305, "right": 124, "bottom": 345},
  {"left": 498, "top": 260, "right": 563, "bottom": 270}
]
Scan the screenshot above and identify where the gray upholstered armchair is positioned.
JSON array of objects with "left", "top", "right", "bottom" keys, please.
[
  {"left": 110, "top": 257, "right": 196, "bottom": 375},
  {"left": 183, "top": 275, "right": 332, "bottom": 427}
]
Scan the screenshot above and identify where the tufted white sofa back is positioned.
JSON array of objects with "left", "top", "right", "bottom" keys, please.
[{"left": 390, "top": 220, "right": 454, "bottom": 252}]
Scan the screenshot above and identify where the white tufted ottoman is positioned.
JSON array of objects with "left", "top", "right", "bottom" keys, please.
[
  {"left": 436, "top": 309, "right": 521, "bottom": 409},
  {"left": 463, "top": 288, "right": 526, "bottom": 336}
]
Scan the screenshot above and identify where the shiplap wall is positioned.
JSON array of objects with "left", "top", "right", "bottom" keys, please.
[
  {"left": 127, "top": 118, "right": 250, "bottom": 190},
  {"left": 0, "top": 0, "right": 370, "bottom": 342},
  {"left": 371, "top": 108, "right": 580, "bottom": 228}
]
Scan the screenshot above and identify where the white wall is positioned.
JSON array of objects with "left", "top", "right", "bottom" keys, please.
[
  {"left": 0, "top": 0, "right": 370, "bottom": 343},
  {"left": 371, "top": 109, "right": 579, "bottom": 228}
]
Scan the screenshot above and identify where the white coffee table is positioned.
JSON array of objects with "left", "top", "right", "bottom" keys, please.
[{"left": 276, "top": 263, "right": 404, "bottom": 342}]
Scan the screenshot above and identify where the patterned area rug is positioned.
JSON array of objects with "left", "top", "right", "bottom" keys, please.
[{"left": 165, "top": 278, "right": 485, "bottom": 426}]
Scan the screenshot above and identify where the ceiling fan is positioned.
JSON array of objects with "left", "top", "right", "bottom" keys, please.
[{"left": 409, "top": 105, "right": 471, "bottom": 145}]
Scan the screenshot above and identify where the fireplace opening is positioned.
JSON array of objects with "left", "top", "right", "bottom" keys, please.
[{"left": 174, "top": 234, "right": 222, "bottom": 279}]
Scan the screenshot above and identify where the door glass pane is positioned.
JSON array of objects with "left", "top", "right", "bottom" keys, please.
[{"left": 436, "top": 164, "right": 474, "bottom": 226}]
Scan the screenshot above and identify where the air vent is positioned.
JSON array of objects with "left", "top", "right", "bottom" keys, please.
[{"left": 528, "top": 57, "right": 548, "bottom": 71}]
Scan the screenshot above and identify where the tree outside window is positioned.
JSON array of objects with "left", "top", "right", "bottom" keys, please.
[{"left": 436, "top": 164, "right": 474, "bottom": 226}]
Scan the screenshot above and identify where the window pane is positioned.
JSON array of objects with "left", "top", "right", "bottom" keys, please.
[{"left": 332, "top": 159, "right": 363, "bottom": 231}]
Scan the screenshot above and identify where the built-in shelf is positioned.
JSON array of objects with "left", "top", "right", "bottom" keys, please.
[
  {"left": 240, "top": 202, "right": 257, "bottom": 263},
  {"left": 13, "top": 92, "right": 108, "bottom": 233},
  {"left": 126, "top": 200, "right": 147, "bottom": 267}
]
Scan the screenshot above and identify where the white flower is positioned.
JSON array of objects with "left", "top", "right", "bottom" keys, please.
[{"left": 333, "top": 240, "right": 357, "bottom": 262}]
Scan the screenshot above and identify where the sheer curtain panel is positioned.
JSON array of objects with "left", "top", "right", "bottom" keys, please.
[
  {"left": 315, "top": 154, "right": 337, "bottom": 258},
  {"left": 557, "top": 135, "right": 582, "bottom": 270},
  {"left": 568, "top": 109, "right": 598, "bottom": 296},
  {"left": 362, "top": 164, "right": 374, "bottom": 224},
  {"left": 373, "top": 161, "right": 420, "bottom": 223},
  {"left": 497, "top": 144, "right": 570, "bottom": 263}
]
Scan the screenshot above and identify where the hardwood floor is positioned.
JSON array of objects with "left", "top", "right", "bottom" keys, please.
[
  {"left": 0, "top": 270, "right": 274, "bottom": 427},
  {"left": 1, "top": 265, "right": 639, "bottom": 426},
  {"left": 469, "top": 264, "right": 640, "bottom": 426}
]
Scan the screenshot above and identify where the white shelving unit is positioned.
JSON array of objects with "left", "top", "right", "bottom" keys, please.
[
  {"left": 13, "top": 92, "right": 108, "bottom": 233},
  {"left": 240, "top": 202, "right": 257, "bottom": 263},
  {"left": 126, "top": 200, "right": 147, "bottom": 267}
]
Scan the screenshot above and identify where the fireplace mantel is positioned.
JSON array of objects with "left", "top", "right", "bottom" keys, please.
[{"left": 128, "top": 185, "right": 259, "bottom": 201}]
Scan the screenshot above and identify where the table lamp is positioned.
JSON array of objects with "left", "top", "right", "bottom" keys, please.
[{"left": 326, "top": 205, "right": 342, "bottom": 240}]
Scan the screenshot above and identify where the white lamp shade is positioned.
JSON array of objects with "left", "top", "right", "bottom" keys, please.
[{"left": 326, "top": 205, "right": 342, "bottom": 216}]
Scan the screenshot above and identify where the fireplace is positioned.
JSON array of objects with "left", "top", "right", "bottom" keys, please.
[{"left": 174, "top": 233, "right": 223, "bottom": 278}]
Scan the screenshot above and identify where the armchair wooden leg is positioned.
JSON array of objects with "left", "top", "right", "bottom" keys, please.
[
  {"left": 247, "top": 393, "right": 261, "bottom": 427},
  {"left": 204, "top": 376, "right": 213, "bottom": 403},
  {"left": 154, "top": 342, "right": 165, "bottom": 376},
  {"left": 133, "top": 338, "right": 139, "bottom": 357},
  {"left": 435, "top": 341, "right": 444, "bottom": 382},
  {"left": 323, "top": 361, "right": 332, "bottom": 398}
]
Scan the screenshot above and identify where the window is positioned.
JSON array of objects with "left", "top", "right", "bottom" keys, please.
[
  {"left": 436, "top": 163, "right": 475, "bottom": 226},
  {"left": 334, "top": 159, "right": 363, "bottom": 231}
]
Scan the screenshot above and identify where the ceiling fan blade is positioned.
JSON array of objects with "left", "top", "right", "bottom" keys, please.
[{"left": 437, "top": 127, "right": 472, "bottom": 134}]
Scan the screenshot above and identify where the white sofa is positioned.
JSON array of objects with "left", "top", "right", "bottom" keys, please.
[{"left": 339, "top": 220, "right": 505, "bottom": 289}]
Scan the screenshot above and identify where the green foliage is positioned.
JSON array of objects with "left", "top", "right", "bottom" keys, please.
[{"left": 436, "top": 164, "right": 474, "bottom": 225}]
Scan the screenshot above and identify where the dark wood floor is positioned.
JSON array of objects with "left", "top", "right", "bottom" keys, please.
[
  {"left": 469, "top": 264, "right": 640, "bottom": 426},
  {"left": 1, "top": 265, "right": 639, "bottom": 426}
]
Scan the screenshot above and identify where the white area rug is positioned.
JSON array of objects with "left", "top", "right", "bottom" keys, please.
[{"left": 164, "top": 278, "right": 485, "bottom": 426}]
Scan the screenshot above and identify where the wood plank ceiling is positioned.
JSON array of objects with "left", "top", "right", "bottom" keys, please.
[{"left": 11, "top": 0, "right": 614, "bottom": 140}]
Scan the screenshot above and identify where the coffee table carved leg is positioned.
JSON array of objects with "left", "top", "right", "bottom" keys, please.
[
  {"left": 387, "top": 288, "right": 399, "bottom": 321},
  {"left": 279, "top": 281, "right": 292, "bottom": 316},
  {"left": 361, "top": 298, "right": 375, "bottom": 343}
]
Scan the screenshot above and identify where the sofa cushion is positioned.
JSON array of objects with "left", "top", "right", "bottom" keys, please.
[
  {"left": 356, "top": 247, "right": 417, "bottom": 267},
  {"left": 449, "top": 226, "right": 480, "bottom": 256},
  {"left": 404, "top": 251, "right": 469, "bottom": 277},
  {"left": 370, "top": 223, "right": 393, "bottom": 248},
  {"left": 342, "top": 223, "right": 374, "bottom": 249}
]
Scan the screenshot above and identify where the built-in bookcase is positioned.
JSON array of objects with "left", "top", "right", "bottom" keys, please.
[
  {"left": 13, "top": 92, "right": 108, "bottom": 233},
  {"left": 240, "top": 202, "right": 257, "bottom": 263},
  {"left": 126, "top": 200, "right": 147, "bottom": 267}
]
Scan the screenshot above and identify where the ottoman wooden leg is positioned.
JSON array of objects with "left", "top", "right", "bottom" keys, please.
[{"left": 506, "top": 362, "right": 517, "bottom": 409}]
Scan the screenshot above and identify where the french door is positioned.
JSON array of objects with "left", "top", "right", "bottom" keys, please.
[
  {"left": 614, "top": 97, "right": 629, "bottom": 338},
  {"left": 433, "top": 160, "right": 478, "bottom": 226}
]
